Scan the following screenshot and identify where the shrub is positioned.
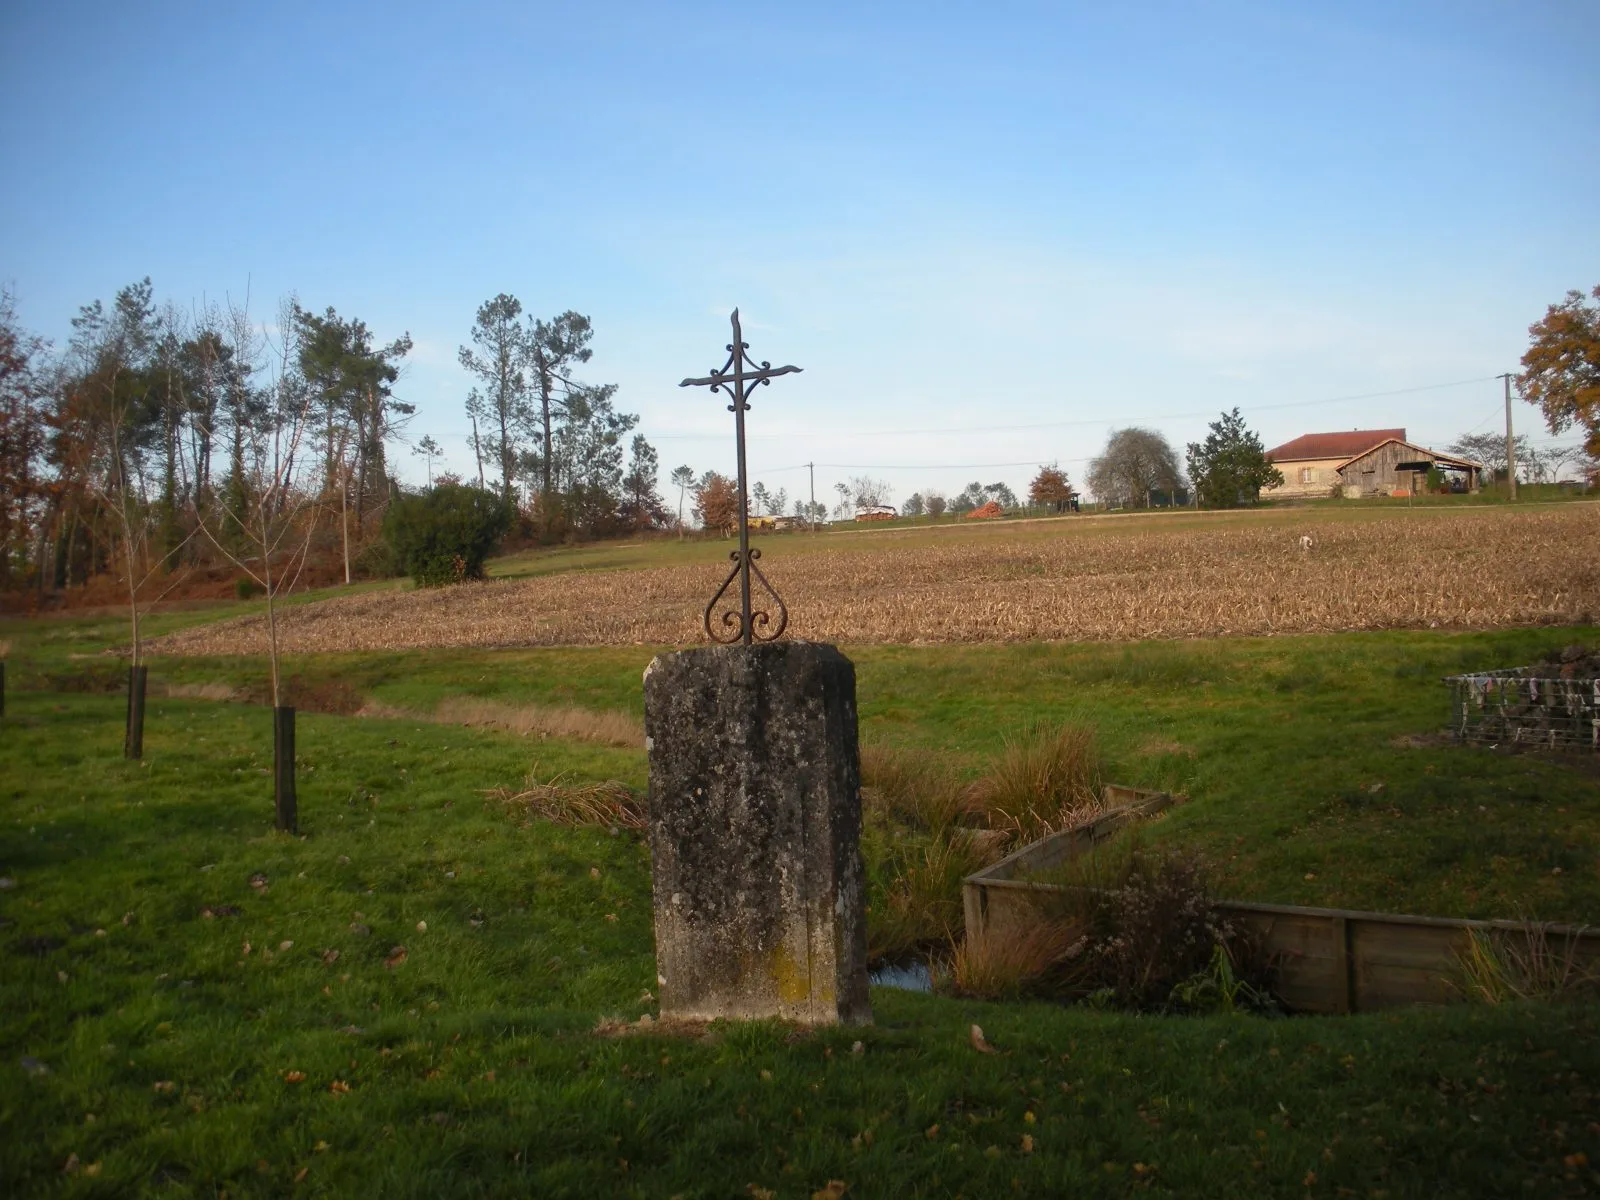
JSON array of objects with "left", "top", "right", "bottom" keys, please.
[
  {"left": 235, "top": 576, "right": 263, "bottom": 600},
  {"left": 382, "top": 483, "right": 510, "bottom": 587}
]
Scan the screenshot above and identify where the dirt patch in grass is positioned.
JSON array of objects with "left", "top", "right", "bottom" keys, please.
[{"left": 359, "top": 696, "right": 642, "bottom": 748}]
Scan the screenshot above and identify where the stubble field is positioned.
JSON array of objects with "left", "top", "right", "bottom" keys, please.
[{"left": 150, "top": 504, "right": 1600, "bottom": 655}]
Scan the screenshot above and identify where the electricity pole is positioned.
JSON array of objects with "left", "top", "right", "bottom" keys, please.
[
  {"left": 808, "top": 462, "right": 816, "bottom": 532},
  {"left": 1498, "top": 372, "right": 1517, "bottom": 501}
]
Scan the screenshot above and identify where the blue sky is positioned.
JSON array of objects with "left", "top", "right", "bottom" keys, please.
[{"left": 3, "top": 0, "right": 1597, "bottom": 502}]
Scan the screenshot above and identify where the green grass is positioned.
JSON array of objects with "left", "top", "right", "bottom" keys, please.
[
  {"left": 4, "top": 692, "right": 1600, "bottom": 1198},
  {"left": 6, "top": 609, "right": 1598, "bottom": 922}
]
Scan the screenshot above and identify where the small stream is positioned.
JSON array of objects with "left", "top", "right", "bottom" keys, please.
[{"left": 868, "top": 959, "right": 935, "bottom": 992}]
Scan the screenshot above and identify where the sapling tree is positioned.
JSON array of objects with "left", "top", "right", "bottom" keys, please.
[
  {"left": 70, "top": 278, "right": 199, "bottom": 757},
  {"left": 188, "top": 296, "right": 321, "bottom": 832}
]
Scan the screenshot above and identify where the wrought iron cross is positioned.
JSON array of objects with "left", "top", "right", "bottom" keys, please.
[{"left": 680, "top": 309, "right": 802, "bottom": 645}]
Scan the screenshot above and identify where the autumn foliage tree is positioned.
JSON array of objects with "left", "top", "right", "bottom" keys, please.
[
  {"left": 693, "top": 471, "right": 739, "bottom": 534},
  {"left": 1028, "top": 463, "right": 1075, "bottom": 512},
  {"left": 1520, "top": 284, "right": 1600, "bottom": 457}
]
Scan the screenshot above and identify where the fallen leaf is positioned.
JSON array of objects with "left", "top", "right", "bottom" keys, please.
[
  {"left": 321, "top": 949, "right": 340, "bottom": 965},
  {"left": 925, "top": 1123, "right": 940, "bottom": 1140},
  {"left": 250, "top": 873, "right": 269, "bottom": 891},
  {"left": 851, "top": 1041, "right": 864, "bottom": 1056},
  {"left": 278, "top": 940, "right": 293, "bottom": 951},
  {"left": 314, "top": 1141, "right": 330, "bottom": 1152},
  {"left": 812, "top": 1181, "right": 849, "bottom": 1199},
  {"left": 970, "top": 1024, "right": 997, "bottom": 1054},
  {"left": 605, "top": 913, "right": 618, "bottom": 923},
  {"left": 62, "top": 1153, "right": 80, "bottom": 1174},
  {"left": 153, "top": 1080, "right": 174, "bottom": 1093},
  {"left": 83, "top": 1162, "right": 102, "bottom": 1177},
  {"left": 589, "top": 867, "right": 601, "bottom": 880},
  {"left": 329, "top": 1080, "right": 350, "bottom": 1095},
  {"left": 1021, "top": 1134, "right": 1035, "bottom": 1154},
  {"left": 746, "top": 1187, "right": 775, "bottom": 1200},
  {"left": 294, "top": 1166, "right": 309, "bottom": 1183},
  {"left": 385, "top": 946, "right": 408, "bottom": 969},
  {"left": 416, "top": 921, "right": 427, "bottom": 933},
  {"left": 284, "top": 1071, "right": 306, "bottom": 1084}
]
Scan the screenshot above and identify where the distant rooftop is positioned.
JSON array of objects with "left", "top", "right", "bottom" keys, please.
[{"left": 1265, "top": 428, "right": 1406, "bottom": 461}]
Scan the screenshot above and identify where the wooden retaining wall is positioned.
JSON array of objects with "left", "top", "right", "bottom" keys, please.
[{"left": 962, "top": 790, "right": 1600, "bottom": 1013}]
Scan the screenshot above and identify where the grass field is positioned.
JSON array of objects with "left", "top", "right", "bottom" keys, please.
[
  {"left": 3, "top": 501, "right": 1599, "bottom": 1196},
  {"left": 3, "top": 692, "right": 1598, "bottom": 1198}
]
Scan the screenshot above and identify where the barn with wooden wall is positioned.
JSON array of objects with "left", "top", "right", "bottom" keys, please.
[{"left": 1336, "top": 438, "right": 1484, "bottom": 497}]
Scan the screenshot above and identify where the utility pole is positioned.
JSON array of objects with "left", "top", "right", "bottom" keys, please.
[
  {"left": 808, "top": 462, "right": 816, "bottom": 532},
  {"left": 1498, "top": 372, "right": 1517, "bottom": 500}
]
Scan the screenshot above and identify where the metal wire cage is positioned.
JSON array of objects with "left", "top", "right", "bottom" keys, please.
[{"left": 1445, "top": 667, "right": 1600, "bottom": 752}]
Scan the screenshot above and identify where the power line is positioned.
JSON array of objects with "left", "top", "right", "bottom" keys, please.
[{"left": 649, "top": 374, "right": 1501, "bottom": 442}]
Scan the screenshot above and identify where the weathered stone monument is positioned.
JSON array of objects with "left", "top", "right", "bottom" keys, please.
[{"left": 644, "top": 312, "right": 871, "bottom": 1025}]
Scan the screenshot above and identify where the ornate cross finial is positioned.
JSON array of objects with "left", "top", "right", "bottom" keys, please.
[{"left": 679, "top": 310, "right": 802, "bottom": 645}]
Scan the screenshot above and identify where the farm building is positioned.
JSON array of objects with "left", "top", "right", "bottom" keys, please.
[
  {"left": 1264, "top": 428, "right": 1406, "bottom": 498},
  {"left": 1335, "top": 438, "right": 1484, "bottom": 497}
]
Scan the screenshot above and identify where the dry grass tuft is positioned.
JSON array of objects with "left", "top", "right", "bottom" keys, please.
[
  {"left": 867, "top": 835, "right": 996, "bottom": 964},
  {"left": 947, "top": 919, "right": 1085, "bottom": 1000},
  {"left": 968, "top": 722, "right": 1104, "bottom": 845},
  {"left": 493, "top": 773, "right": 647, "bottom": 832},
  {"left": 1456, "top": 924, "right": 1600, "bottom": 1005}
]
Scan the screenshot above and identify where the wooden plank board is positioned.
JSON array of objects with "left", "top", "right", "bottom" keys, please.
[{"left": 961, "top": 789, "right": 1599, "bottom": 1014}]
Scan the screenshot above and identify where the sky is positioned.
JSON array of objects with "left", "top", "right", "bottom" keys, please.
[{"left": 2, "top": 0, "right": 1597, "bottom": 505}]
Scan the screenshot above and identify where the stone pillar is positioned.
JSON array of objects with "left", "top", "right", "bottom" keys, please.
[{"left": 644, "top": 642, "right": 871, "bottom": 1026}]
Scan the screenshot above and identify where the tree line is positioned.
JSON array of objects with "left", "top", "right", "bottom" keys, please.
[
  {"left": 456, "top": 293, "right": 665, "bottom": 537},
  {"left": 0, "top": 282, "right": 680, "bottom": 602},
  {"left": 0, "top": 278, "right": 421, "bottom": 597}
]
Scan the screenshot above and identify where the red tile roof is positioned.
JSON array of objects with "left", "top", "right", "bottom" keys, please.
[{"left": 1265, "top": 429, "right": 1406, "bottom": 462}]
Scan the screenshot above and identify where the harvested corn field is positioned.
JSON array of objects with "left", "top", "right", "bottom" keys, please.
[{"left": 150, "top": 505, "right": 1600, "bottom": 655}]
